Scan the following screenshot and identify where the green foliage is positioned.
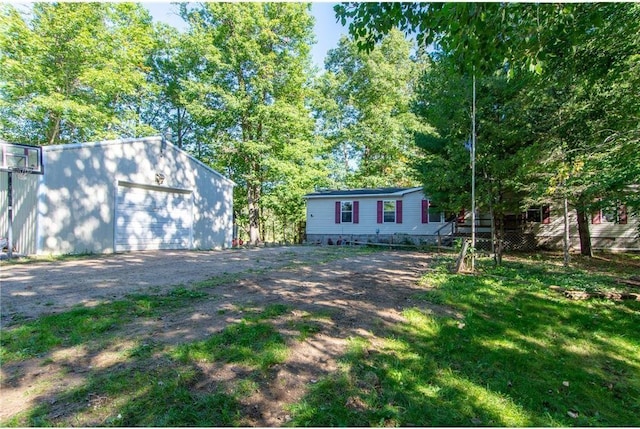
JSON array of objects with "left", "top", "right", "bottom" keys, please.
[
  {"left": 141, "top": 23, "right": 203, "bottom": 152},
  {"left": 178, "top": 3, "right": 326, "bottom": 243},
  {"left": 518, "top": 3, "right": 640, "bottom": 214},
  {"left": 0, "top": 3, "right": 156, "bottom": 145},
  {"left": 338, "top": 2, "right": 640, "bottom": 252},
  {"left": 316, "top": 29, "right": 427, "bottom": 188}
]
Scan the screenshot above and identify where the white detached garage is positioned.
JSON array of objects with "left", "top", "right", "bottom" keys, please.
[{"left": 0, "top": 137, "right": 234, "bottom": 255}]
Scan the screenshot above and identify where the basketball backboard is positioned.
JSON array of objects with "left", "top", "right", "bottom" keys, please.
[{"left": 0, "top": 141, "right": 44, "bottom": 175}]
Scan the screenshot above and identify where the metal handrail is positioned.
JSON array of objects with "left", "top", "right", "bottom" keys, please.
[{"left": 435, "top": 219, "right": 457, "bottom": 237}]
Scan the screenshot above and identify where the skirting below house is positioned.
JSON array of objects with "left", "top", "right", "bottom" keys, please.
[
  {"left": 306, "top": 232, "right": 639, "bottom": 252},
  {"left": 305, "top": 233, "right": 452, "bottom": 247}
]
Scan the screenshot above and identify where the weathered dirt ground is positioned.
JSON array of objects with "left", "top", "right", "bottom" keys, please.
[{"left": 0, "top": 246, "right": 454, "bottom": 426}]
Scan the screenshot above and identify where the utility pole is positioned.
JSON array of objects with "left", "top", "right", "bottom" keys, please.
[{"left": 471, "top": 71, "right": 477, "bottom": 272}]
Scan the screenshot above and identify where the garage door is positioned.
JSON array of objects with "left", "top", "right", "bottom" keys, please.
[{"left": 115, "top": 183, "right": 193, "bottom": 251}]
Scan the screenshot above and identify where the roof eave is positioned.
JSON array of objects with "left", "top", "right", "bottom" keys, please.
[{"left": 304, "top": 186, "right": 423, "bottom": 199}]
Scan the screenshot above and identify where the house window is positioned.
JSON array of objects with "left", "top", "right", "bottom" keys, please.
[
  {"left": 377, "top": 200, "right": 401, "bottom": 223},
  {"left": 383, "top": 200, "right": 396, "bottom": 223},
  {"left": 526, "top": 208, "right": 542, "bottom": 223},
  {"left": 526, "top": 206, "right": 551, "bottom": 224},
  {"left": 422, "top": 200, "right": 443, "bottom": 223},
  {"left": 597, "top": 204, "right": 627, "bottom": 224},
  {"left": 429, "top": 205, "right": 442, "bottom": 223},
  {"left": 341, "top": 201, "right": 353, "bottom": 223}
]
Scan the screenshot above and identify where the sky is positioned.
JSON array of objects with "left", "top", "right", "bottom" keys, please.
[{"left": 143, "top": 2, "right": 349, "bottom": 70}]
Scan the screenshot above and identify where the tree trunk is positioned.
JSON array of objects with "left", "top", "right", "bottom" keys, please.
[
  {"left": 47, "top": 113, "right": 61, "bottom": 145},
  {"left": 576, "top": 208, "right": 593, "bottom": 257},
  {"left": 248, "top": 184, "right": 261, "bottom": 245}
]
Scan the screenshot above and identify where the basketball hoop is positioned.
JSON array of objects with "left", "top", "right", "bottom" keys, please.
[{"left": 14, "top": 166, "right": 30, "bottom": 180}]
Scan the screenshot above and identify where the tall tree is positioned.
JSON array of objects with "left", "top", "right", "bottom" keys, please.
[
  {"left": 141, "top": 23, "right": 202, "bottom": 152},
  {"left": 414, "top": 55, "right": 535, "bottom": 264},
  {"left": 0, "top": 3, "right": 155, "bottom": 145},
  {"left": 337, "top": 2, "right": 640, "bottom": 256},
  {"left": 180, "top": 3, "right": 325, "bottom": 244},
  {"left": 317, "top": 29, "right": 427, "bottom": 188},
  {"left": 509, "top": 4, "right": 640, "bottom": 256}
]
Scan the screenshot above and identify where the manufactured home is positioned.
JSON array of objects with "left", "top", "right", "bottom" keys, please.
[
  {"left": 304, "top": 187, "right": 451, "bottom": 245},
  {"left": 304, "top": 187, "right": 639, "bottom": 251}
]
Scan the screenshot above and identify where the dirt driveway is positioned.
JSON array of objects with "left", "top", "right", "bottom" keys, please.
[
  {"left": 1, "top": 246, "right": 451, "bottom": 426},
  {"left": 1, "top": 246, "right": 342, "bottom": 327}
]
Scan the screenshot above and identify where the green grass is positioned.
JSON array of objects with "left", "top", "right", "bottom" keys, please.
[
  {"left": 5, "top": 357, "right": 243, "bottom": 427},
  {"left": 286, "top": 254, "right": 640, "bottom": 427},
  {"left": 173, "top": 304, "right": 290, "bottom": 371},
  {"left": 2, "top": 303, "right": 297, "bottom": 427},
  {"left": 2, "top": 250, "right": 639, "bottom": 427},
  {"left": 0, "top": 288, "right": 207, "bottom": 363}
]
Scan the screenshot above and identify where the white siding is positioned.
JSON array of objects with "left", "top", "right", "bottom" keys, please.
[
  {"left": 6, "top": 137, "right": 236, "bottom": 256},
  {"left": 534, "top": 205, "right": 639, "bottom": 251},
  {"left": 305, "top": 189, "right": 447, "bottom": 236}
]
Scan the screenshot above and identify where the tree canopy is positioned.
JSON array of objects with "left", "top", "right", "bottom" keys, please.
[
  {"left": 315, "top": 29, "right": 427, "bottom": 188},
  {"left": 1, "top": 2, "right": 638, "bottom": 249},
  {"left": 0, "top": 3, "right": 155, "bottom": 145},
  {"left": 337, "top": 2, "right": 640, "bottom": 255}
]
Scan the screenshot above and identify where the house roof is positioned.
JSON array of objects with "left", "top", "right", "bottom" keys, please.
[
  {"left": 43, "top": 136, "right": 235, "bottom": 187},
  {"left": 304, "top": 186, "right": 423, "bottom": 199}
]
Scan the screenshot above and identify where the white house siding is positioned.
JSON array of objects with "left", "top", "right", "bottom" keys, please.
[
  {"left": 305, "top": 188, "right": 449, "bottom": 245},
  {"left": 532, "top": 206, "right": 639, "bottom": 251},
  {"left": 1, "top": 137, "right": 234, "bottom": 256}
]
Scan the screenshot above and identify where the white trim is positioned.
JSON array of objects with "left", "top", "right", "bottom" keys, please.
[
  {"left": 42, "top": 136, "right": 162, "bottom": 152},
  {"left": 340, "top": 200, "right": 354, "bottom": 223},
  {"left": 383, "top": 199, "right": 396, "bottom": 223},
  {"left": 117, "top": 180, "right": 192, "bottom": 194}
]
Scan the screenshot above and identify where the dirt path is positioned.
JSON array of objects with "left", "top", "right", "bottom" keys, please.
[
  {"left": 1, "top": 246, "right": 452, "bottom": 426},
  {"left": 1, "top": 246, "right": 335, "bottom": 327}
]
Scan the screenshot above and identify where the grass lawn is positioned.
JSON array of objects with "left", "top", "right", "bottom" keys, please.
[
  {"left": 1, "top": 250, "right": 639, "bottom": 426},
  {"left": 288, "top": 253, "right": 640, "bottom": 426}
]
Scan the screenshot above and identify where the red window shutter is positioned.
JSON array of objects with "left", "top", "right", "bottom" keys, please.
[
  {"left": 542, "top": 205, "right": 551, "bottom": 224},
  {"left": 335, "top": 201, "right": 341, "bottom": 224},
  {"left": 619, "top": 205, "right": 627, "bottom": 224},
  {"left": 592, "top": 210, "right": 602, "bottom": 225},
  {"left": 396, "top": 200, "right": 403, "bottom": 224},
  {"left": 422, "top": 200, "right": 429, "bottom": 224},
  {"left": 457, "top": 209, "right": 466, "bottom": 224},
  {"left": 353, "top": 201, "right": 359, "bottom": 224},
  {"left": 377, "top": 200, "right": 383, "bottom": 223}
]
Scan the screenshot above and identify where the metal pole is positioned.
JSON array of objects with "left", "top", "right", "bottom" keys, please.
[
  {"left": 471, "top": 72, "right": 477, "bottom": 272},
  {"left": 563, "top": 196, "right": 570, "bottom": 267},
  {"left": 7, "top": 171, "right": 13, "bottom": 259}
]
